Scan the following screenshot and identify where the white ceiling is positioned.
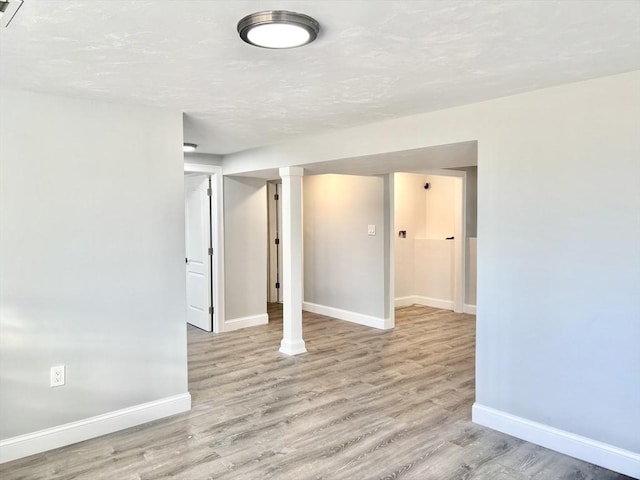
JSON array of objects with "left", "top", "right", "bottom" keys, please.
[{"left": 1, "top": 0, "right": 638, "bottom": 155}]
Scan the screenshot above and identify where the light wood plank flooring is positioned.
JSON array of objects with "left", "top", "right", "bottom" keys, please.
[{"left": 1, "top": 305, "right": 631, "bottom": 479}]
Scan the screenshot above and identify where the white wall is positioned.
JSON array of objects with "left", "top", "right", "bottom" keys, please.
[
  {"left": 184, "top": 152, "right": 223, "bottom": 166},
  {"left": 303, "top": 174, "right": 387, "bottom": 321},
  {"left": 225, "top": 72, "right": 640, "bottom": 473},
  {"left": 393, "top": 173, "right": 425, "bottom": 299},
  {"left": 413, "top": 239, "right": 454, "bottom": 305},
  {"left": 0, "top": 89, "right": 189, "bottom": 448},
  {"left": 394, "top": 173, "right": 427, "bottom": 239},
  {"left": 223, "top": 176, "right": 268, "bottom": 329},
  {"left": 424, "top": 175, "right": 457, "bottom": 239}
]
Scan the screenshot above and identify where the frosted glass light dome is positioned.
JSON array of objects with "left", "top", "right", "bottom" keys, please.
[
  {"left": 247, "top": 23, "right": 311, "bottom": 49},
  {"left": 183, "top": 143, "right": 197, "bottom": 153}
]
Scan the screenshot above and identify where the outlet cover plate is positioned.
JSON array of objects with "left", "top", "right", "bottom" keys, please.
[{"left": 50, "top": 365, "right": 65, "bottom": 387}]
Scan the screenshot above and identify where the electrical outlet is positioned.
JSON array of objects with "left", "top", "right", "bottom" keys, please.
[{"left": 50, "top": 365, "right": 65, "bottom": 387}]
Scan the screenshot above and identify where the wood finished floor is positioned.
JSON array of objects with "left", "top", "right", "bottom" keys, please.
[{"left": 1, "top": 304, "right": 631, "bottom": 480}]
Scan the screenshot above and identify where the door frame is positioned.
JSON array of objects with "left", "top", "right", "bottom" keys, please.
[{"left": 184, "top": 163, "right": 225, "bottom": 333}]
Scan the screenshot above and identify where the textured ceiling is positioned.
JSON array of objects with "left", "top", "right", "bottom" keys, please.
[{"left": 1, "top": 0, "right": 639, "bottom": 154}]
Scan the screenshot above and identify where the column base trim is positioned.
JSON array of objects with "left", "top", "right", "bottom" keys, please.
[{"left": 279, "top": 339, "right": 307, "bottom": 356}]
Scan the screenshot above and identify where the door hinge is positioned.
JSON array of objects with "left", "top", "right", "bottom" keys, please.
[
  {"left": 208, "top": 247, "right": 213, "bottom": 255},
  {"left": 209, "top": 306, "right": 214, "bottom": 315},
  {"left": 207, "top": 187, "right": 212, "bottom": 197},
  {"left": 274, "top": 238, "right": 280, "bottom": 245},
  {"left": 275, "top": 282, "right": 280, "bottom": 289},
  {"left": 274, "top": 194, "right": 279, "bottom": 200}
]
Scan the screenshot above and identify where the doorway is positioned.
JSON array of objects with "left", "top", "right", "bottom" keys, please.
[
  {"left": 184, "top": 163, "right": 225, "bottom": 332},
  {"left": 185, "top": 173, "right": 213, "bottom": 331},
  {"left": 393, "top": 169, "right": 476, "bottom": 314},
  {"left": 267, "top": 181, "right": 283, "bottom": 304}
]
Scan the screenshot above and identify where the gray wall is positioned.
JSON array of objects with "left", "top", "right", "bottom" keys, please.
[
  {"left": 475, "top": 80, "right": 640, "bottom": 452},
  {"left": 466, "top": 167, "right": 477, "bottom": 238},
  {"left": 223, "top": 176, "right": 267, "bottom": 321},
  {"left": 451, "top": 166, "right": 478, "bottom": 238},
  {"left": 303, "top": 174, "right": 387, "bottom": 319},
  {"left": 227, "top": 72, "right": 640, "bottom": 453},
  {"left": 0, "top": 89, "right": 188, "bottom": 439}
]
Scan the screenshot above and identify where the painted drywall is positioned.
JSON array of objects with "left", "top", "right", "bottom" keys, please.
[
  {"left": 424, "top": 175, "right": 457, "bottom": 239},
  {"left": 0, "top": 89, "right": 188, "bottom": 439},
  {"left": 304, "top": 174, "right": 386, "bottom": 319},
  {"left": 466, "top": 238, "right": 477, "bottom": 306},
  {"left": 223, "top": 176, "right": 267, "bottom": 324},
  {"left": 393, "top": 173, "right": 425, "bottom": 299},
  {"left": 225, "top": 71, "right": 640, "bottom": 457},
  {"left": 394, "top": 173, "right": 427, "bottom": 239},
  {"left": 184, "top": 152, "right": 223, "bottom": 166},
  {"left": 450, "top": 166, "right": 478, "bottom": 237},
  {"left": 413, "top": 239, "right": 454, "bottom": 303},
  {"left": 465, "top": 166, "right": 477, "bottom": 238}
]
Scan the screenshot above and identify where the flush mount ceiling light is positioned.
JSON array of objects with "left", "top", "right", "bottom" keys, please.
[
  {"left": 0, "top": 0, "right": 23, "bottom": 28},
  {"left": 183, "top": 143, "right": 198, "bottom": 153},
  {"left": 237, "top": 10, "right": 320, "bottom": 49}
]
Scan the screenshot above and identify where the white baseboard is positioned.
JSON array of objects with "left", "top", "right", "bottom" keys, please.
[
  {"left": 0, "top": 393, "right": 191, "bottom": 464},
  {"left": 394, "top": 296, "right": 416, "bottom": 308},
  {"left": 303, "top": 302, "right": 392, "bottom": 330},
  {"left": 464, "top": 304, "right": 477, "bottom": 314},
  {"left": 472, "top": 403, "right": 640, "bottom": 478},
  {"left": 414, "top": 296, "right": 454, "bottom": 310},
  {"left": 224, "top": 313, "right": 268, "bottom": 332},
  {"left": 394, "top": 295, "right": 454, "bottom": 311}
]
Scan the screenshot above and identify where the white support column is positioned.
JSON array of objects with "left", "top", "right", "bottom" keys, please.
[{"left": 278, "top": 167, "right": 307, "bottom": 355}]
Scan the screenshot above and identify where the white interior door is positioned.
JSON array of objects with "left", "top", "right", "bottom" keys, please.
[
  {"left": 185, "top": 174, "right": 212, "bottom": 331},
  {"left": 276, "top": 183, "right": 283, "bottom": 302},
  {"left": 268, "top": 182, "right": 283, "bottom": 303}
]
